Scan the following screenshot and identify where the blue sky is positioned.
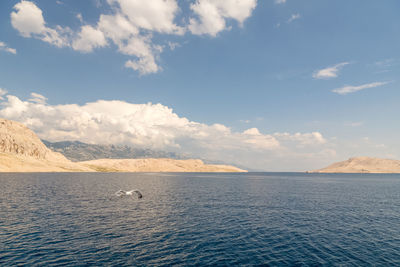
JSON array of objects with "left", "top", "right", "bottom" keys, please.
[{"left": 0, "top": 0, "right": 399, "bottom": 171}]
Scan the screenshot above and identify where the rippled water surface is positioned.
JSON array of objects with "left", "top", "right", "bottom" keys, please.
[{"left": 1, "top": 172, "right": 400, "bottom": 266}]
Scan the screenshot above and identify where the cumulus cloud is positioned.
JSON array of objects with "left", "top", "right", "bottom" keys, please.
[
  {"left": 11, "top": 1, "right": 71, "bottom": 47},
  {"left": 72, "top": 25, "right": 107, "bottom": 53},
  {"left": 10, "top": 0, "right": 258, "bottom": 75},
  {"left": 188, "top": 0, "right": 257, "bottom": 36},
  {"left": 108, "top": 0, "right": 184, "bottom": 35},
  {"left": 0, "top": 41, "right": 17, "bottom": 54},
  {"left": 0, "top": 92, "right": 330, "bottom": 170},
  {"left": 332, "top": 81, "right": 390, "bottom": 95},
  {"left": 313, "top": 62, "right": 349, "bottom": 79}
]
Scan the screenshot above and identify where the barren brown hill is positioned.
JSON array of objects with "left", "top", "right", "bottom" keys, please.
[{"left": 310, "top": 157, "right": 400, "bottom": 173}]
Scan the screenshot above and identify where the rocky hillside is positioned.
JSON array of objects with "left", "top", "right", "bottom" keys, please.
[
  {"left": 310, "top": 157, "right": 400, "bottom": 173},
  {"left": 0, "top": 119, "right": 67, "bottom": 162},
  {"left": 0, "top": 119, "right": 93, "bottom": 172}
]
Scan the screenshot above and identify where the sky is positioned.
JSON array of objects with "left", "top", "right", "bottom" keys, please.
[{"left": 0, "top": 0, "right": 399, "bottom": 171}]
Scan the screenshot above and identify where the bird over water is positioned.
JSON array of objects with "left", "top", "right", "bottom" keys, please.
[{"left": 115, "top": 189, "right": 143, "bottom": 199}]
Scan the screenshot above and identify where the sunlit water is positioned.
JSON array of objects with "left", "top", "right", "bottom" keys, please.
[{"left": 1, "top": 173, "right": 400, "bottom": 266}]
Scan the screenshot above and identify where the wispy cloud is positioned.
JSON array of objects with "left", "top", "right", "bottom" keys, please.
[
  {"left": 0, "top": 41, "right": 17, "bottom": 54},
  {"left": 344, "top": 121, "right": 363, "bottom": 127},
  {"left": 374, "top": 58, "right": 394, "bottom": 68},
  {"left": 275, "top": 13, "right": 300, "bottom": 28},
  {"left": 287, "top": 13, "right": 300, "bottom": 23},
  {"left": 275, "top": 0, "right": 287, "bottom": 4},
  {"left": 332, "top": 81, "right": 390, "bottom": 95},
  {"left": 372, "top": 58, "right": 396, "bottom": 74},
  {"left": 28, "top": 92, "right": 47, "bottom": 104},
  {"left": 313, "top": 62, "right": 349, "bottom": 79},
  {"left": 0, "top": 88, "right": 8, "bottom": 100},
  {"left": 167, "top": 41, "right": 180, "bottom": 51}
]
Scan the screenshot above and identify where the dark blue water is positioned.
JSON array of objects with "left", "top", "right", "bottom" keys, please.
[{"left": 1, "top": 173, "right": 400, "bottom": 266}]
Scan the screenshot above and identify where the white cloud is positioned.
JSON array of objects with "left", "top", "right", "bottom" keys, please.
[
  {"left": 119, "top": 35, "right": 161, "bottom": 75},
  {"left": 313, "top": 62, "right": 349, "bottom": 79},
  {"left": 275, "top": 0, "right": 286, "bottom": 4},
  {"left": 98, "top": 14, "right": 139, "bottom": 44},
  {"left": 11, "top": 1, "right": 71, "bottom": 47},
  {"left": 274, "top": 132, "right": 326, "bottom": 146},
  {"left": 332, "top": 81, "right": 390, "bottom": 95},
  {"left": 275, "top": 13, "right": 300, "bottom": 29},
  {"left": 76, "top": 13, "right": 83, "bottom": 23},
  {"left": 167, "top": 41, "right": 180, "bottom": 50},
  {"left": 188, "top": 0, "right": 257, "bottom": 36},
  {"left": 72, "top": 25, "right": 107, "bottom": 53},
  {"left": 11, "top": 1, "right": 46, "bottom": 37},
  {"left": 374, "top": 58, "right": 394, "bottom": 68},
  {"left": 287, "top": 13, "right": 300, "bottom": 23},
  {"left": 28, "top": 92, "right": 47, "bottom": 104},
  {"left": 0, "top": 93, "right": 330, "bottom": 170},
  {"left": 10, "top": 0, "right": 258, "bottom": 75},
  {"left": 0, "top": 88, "right": 8, "bottom": 100},
  {"left": 0, "top": 42, "right": 17, "bottom": 54},
  {"left": 108, "top": 0, "right": 184, "bottom": 35},
  {"left": 125, "top": 57, "right": 159, "bottom": 75}
]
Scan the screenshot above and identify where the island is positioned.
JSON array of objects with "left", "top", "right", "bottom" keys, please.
[{"left": 310, "top": 156, "right": 400, "bottom": 173}]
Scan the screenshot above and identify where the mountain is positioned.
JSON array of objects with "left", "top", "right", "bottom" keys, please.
[
  {"left": 42, "top": 140, "right": 186, "bottom": 162},
  {"left": 0, "top": 118, "right": 245, "bottom": 172},
  {"left": 42, "top": 140, "right": 250, "bottom": 170},
  {"left": 310, "top": 157, "right": 400, "bottom": 173}
]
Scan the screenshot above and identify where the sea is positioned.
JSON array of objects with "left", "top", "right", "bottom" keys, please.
[{"left": 1, "top": 172, "right": 399, "bottom": 266}]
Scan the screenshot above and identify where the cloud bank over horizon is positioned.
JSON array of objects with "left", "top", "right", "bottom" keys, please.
[
  {"left": 10, "top": 0, "right": 257, "bottom": 75},
  {"left": 0, "top": 92, "right": 332, "bottom": 171}
]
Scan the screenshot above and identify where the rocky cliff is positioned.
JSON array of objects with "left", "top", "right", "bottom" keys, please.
[{"left": 0, "top": 119, "right": 67, "bottom": 161}]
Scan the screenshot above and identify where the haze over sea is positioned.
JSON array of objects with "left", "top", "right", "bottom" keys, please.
[{"left": 1, "top": 173, "right": 399, "bottom": 266}]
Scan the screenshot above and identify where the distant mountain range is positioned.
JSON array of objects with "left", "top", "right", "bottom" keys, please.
[
  {"left": 42, "top": 140, "right": 251, "bottom": 171},
  {"left": 42, "top": 140, "right": 187, "bottom": 162}
]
